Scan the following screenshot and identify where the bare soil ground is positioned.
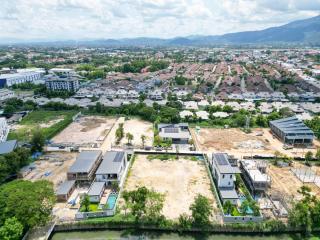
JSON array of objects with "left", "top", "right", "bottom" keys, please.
[
  {"left": 191, "top": 127, "right": 320, "bottom": 158},
  {"left": 119, "top": 119, "right": 154, "bottom": 146},
  {"left": 23, "top": 152, "right": 77, "bottom": 188},
  {"left": 121, "top": 154, "right": 218, "bottom": 220},
  {"left": 267, "top": 162, "right": 320, "bottom": 202},
  {"left": 52, "top": 116, "right": 116, "bottom": 145}
]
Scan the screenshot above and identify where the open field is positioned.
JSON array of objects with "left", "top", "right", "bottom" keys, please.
[
  {"left": 8, "top": 110, "right": 77, "bottom": 141},
  {"left": 267, "top": 162, "right": 320, "bottom": 202},
  {"left": 119, "top": 118, "right": 154, "bottom": 146},
  {"left": 52, "top": 116, "right": 117, "bottom": 146},
  {"left": 23, "top": 152, "right": 77, "bottom": 188},
  {"left": 122, "top": 154, "right": 218, "bottom": 220},
  {"left": 191, "top": 127, "right": 320, "bottom": 158}
]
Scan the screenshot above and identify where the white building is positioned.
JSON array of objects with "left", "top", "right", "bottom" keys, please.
[
  {"left": 0, "top": 71, "right": 43, "bottom": 87},
  {"left": 210, "top": 153, "right": 238, "bottom": 205},
  {"left": 0, "top": 118, "right": 9, "bottom": 142}
]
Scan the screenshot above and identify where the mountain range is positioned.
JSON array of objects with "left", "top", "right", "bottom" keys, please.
[{"left": 4, "top": 15, "right": 320, "bottom": 47}]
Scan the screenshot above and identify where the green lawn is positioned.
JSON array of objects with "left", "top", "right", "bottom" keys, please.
[{"left": 8, "top": 110, "right": 77, "bottom": 141}]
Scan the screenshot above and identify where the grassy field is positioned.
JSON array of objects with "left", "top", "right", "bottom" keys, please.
[{"left": 8, "top": 110, "right": 78, "bottom": 141}]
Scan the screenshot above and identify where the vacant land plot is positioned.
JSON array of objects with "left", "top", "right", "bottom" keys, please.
[
  {"left": 192, "top": 128, "right": 272, "bottom": 157},
  {"left": 119, "top": 118, "right": 153, "bottom": 146},
  {"left": 267, "top": 163, "right": 320, "bottom": 202},
  {"left": 122, "top": 154, "right": 218, "bottom": 220},
  {"left": 23, "top": 152, "right": 77, "bottom": 188},
  {"left": 191, "top": 127, "right": 319, "bottom": 158},
  {"left": 52, "top": 116, "right": 116, "bottom": 146},
  {"left": 8, "top": 110, "right": 77, "bottom": 141}
]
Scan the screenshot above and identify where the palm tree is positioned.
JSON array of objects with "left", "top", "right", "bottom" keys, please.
[
  {"left": 141, "top": 135, "right": 146, "bottom": 148},
  {"left": 126, "top": 133, "right": 134, "bottom": 145}
]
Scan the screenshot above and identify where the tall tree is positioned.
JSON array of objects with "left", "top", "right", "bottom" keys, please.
[
  {"left": 31, "top": 130, "right": 45, "bottom": 153},
  {"left": 190, "top": 194, "right": 213, "bottom": 226}
]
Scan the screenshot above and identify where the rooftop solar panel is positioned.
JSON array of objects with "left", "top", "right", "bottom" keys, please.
[
  {"left": 164, "top": 128, "right": 179, "bottom": 133},
  {"left": 215, "top": 153, "right": 228, "bottom": 165}
]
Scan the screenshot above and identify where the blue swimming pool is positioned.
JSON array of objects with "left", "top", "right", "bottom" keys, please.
[{"left": 105, "top": 193, "right": 117, "bottom": 210}]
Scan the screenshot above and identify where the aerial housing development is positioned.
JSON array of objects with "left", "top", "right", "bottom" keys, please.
[{"left": 0, "top": 12, "right": 320, "bottom": 240}]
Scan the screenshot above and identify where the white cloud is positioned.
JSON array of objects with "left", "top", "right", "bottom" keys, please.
[{"left": 0, "top": 0, "right": 319, "bottom": 41}]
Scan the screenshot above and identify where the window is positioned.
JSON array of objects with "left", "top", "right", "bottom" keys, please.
[
  {"left": 222, "top": 174, "right": 225, "bottom": 178},
  {"left": 230, "top": 175, "right": 232, "bottom": 179}
]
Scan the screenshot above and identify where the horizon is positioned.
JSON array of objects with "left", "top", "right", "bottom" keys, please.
[{"left": 1, "top": 0, "right": 320, "bottom": 43}]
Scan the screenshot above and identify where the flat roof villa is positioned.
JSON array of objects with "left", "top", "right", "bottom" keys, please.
[
  {"left": 269, "top": 116, "right": 314, "bottom": 145},
  {"left": 210, "top": 153, "right": 239, "bottom": 205},
  {"left": 67, "top": 150, "right": 103, "bottom": 183},
  {"left": 240, "top": 159, "right": 271, "bottom": 194},
  {"left": 95, "top": 151, "right": 127, "bottom": 186},
  {"left": 158, "top": 123, "right": 190, "bottom": 144}
]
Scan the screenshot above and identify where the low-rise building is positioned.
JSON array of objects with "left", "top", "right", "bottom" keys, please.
[
  {"left": 95, "top": 151, "right": 127, "bottom": 186},
  {"left": 158, "top": 123, "right": 190, "bottom": 144},
  {"left": 87, "top": 181, "right": 106, "bottom": 203},
  {"left": 67, "top": 150, "right": 103, "bottom": 183},
  {"left": 0, "top": 140, "right": 18, "bottom": 155},
  {"left": 56, "top": 180, "right": 76, "bottom": 202},
  {"left": 240, "top": 159, "right": 271, "bottom": 194},
  {"left": 0, "top": 71, "right": 42, "bottom": 87},
  {"left": 269, "top": 116, "right": 314, "bottom": 145},
  {"left": 210, "top": 153, "right": 238, "bottom": 205}
]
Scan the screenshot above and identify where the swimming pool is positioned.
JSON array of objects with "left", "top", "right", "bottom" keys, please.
[{"left": 105, "top": 193, "right": 117, "bottom": 210}]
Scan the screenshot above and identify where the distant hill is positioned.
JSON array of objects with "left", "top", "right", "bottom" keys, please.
[{"left": 4, "top": 15, "right": 320, "bottom": 46}]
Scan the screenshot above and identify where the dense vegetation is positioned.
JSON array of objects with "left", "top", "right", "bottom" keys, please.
[
  {"left": 0, "top": 180, "right": 55, "bottom": 239},
  {"left": 115, "top": 60, "right": 169, "bottom": 73},
  {"left": 0, "top": 147, "right": 30, "bottom": 183}
]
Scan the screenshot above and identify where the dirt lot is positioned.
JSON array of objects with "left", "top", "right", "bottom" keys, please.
[
  {"left": 23, "top": 152, "right": 77, "bottom": 188},
  {"left": 191, "top": 127, "right": 320, "bottom": 158},
  {"left": 52, "top": 116, "right": 116, "bottom": 145},
  {"left": 119, "top": 118, "right": 154, "bottom": 146},
  {"left": 122, "top": 154, "right": 218, "bottom": 220},
  {"left": 267, "top": 162, "right": 320, "bottom": 202}
]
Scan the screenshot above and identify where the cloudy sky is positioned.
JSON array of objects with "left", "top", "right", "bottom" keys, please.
[{"left": 1, "top": 0, "right": 320, "bottom": 41}]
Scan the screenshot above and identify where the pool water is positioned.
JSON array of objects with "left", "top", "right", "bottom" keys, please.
[{"left": 105, "top": 193, "right": 117, "bottom": 209}]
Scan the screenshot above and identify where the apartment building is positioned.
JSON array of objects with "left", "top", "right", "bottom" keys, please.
[{"left": 45, "top": 76, "right": 80, "bottom": 92}]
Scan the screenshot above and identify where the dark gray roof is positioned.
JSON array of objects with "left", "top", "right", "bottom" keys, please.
[
  {"left": 0, "top": 140, "right": 17, "bottom": 155},
  {"left": 88, "top": 182, "right": 105, "bottom": 196},
  {"left": 220, "top": 188, "right": 239, "bottom": 199},
  {"left": 270, "top": 116, "right": 314, "bottom": 137},
  {"left": 56, "top": 180, "right": 75, "bottom": 195},
  {"left": 213, "top": 153, "right": 234, "bottom": 174},
  {"left": 68, "top": 150, "right": 102, "bottom": 173},
  {"left": 96, "top": 151, "right": 125, "bottom": 175}
]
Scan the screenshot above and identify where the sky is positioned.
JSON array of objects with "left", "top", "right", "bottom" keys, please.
[{"left": 1, "top": 0, "right": 320, "bottom": 42}]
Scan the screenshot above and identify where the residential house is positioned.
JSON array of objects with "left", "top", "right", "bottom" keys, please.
[
  {"left": 240, "top": 160, "right": 271, "bottom": 194},
  {"left": 95, "top": 151, "right": 127, "bottom": 186},
  {"left": 158, "top": 123, "right": 190, "bottom": 144},
  {"left": 210, "top": 153, "right": 238, "bottom": 205},
  {"left": 67, "top": 150, "right": 103, "bottom": 183}
]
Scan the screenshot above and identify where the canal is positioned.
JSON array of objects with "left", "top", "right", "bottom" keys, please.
[{"left": 51, "top": 230, "right": 319, "bottom": 240}]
